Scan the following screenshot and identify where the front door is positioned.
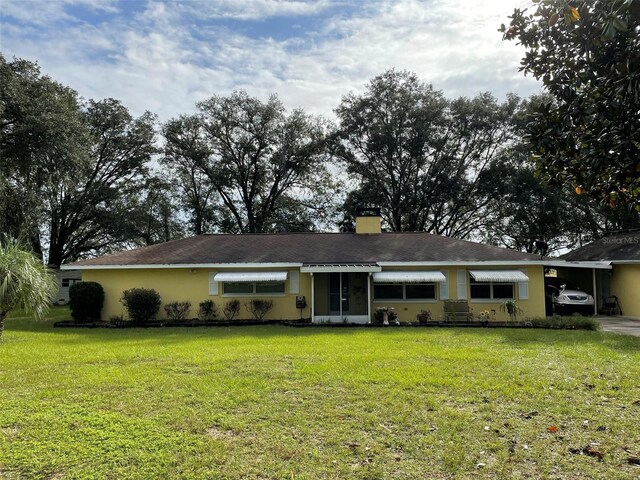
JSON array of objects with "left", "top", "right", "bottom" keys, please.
[
  {"left": 315, "top": 272, "right": 369, "bottom": 323},
  {"left": 329, "top": 273, "right": 350, "bottom": 315}
]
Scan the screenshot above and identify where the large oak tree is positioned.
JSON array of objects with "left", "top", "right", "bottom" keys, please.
[
  {"left": 1, "top": 55, "right": 161, "bottom": 266},
  {"left": 164, "top": 91, "right": 334, "bottom": 233},
  {"left": 334, "top": 70, "right": 522, "bottom": 237}
]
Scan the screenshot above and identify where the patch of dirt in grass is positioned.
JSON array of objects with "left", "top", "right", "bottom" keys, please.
[
  {"left": 0, "top": 425, "right": 19, "bottom": 437},
  {"left": 205, "top": 425, "right": 236, "bottom": 439},
  {"left": 46, "top": 473, "right": 65, "bottom": 480}
]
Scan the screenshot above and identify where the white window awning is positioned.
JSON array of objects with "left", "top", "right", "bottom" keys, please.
[
  {"left": 469, "top": 270, "right": 529, "bottom": 282},
  {"left": 213, "top": 271, "right": 288, "bottom": 283},
  {"left": 373, "top": 271, "right": 447, "bottom": 283}
]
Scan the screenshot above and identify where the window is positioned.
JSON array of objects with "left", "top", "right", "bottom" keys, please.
[
  {"left": 374, "top": 283, "right": 436, "bottom": 300},
  {"left": 61, "top": 278, "right": 80, "bottom": 288},
  {"left": 256, "top": 282, "right": 285, "bottom": 294},
  {"left": 224, "top": 282, "right": 254, "bottom": 294},
  {"left": 406, "top": 284, "right": 436, "bottom": 299},
  {"left": 469, "top": 277, "right": 514, "bottom": 300},
  {"left": 374, "top": 284, "right": 403, "bottom": 299},
  {"left": 223, "top": 281, "right": 285, "bottom": 295}
]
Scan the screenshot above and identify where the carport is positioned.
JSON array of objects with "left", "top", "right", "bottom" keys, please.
[{"left": 544, "top": 261, "right": 612, "bottom": 315}]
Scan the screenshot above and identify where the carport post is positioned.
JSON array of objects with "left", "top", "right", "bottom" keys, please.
[
  {"left": 367, "top": 272, "right": 372, "bottom": 323},
  {"left": 592, "top": 268, "right": 598, "bottom": 315}
]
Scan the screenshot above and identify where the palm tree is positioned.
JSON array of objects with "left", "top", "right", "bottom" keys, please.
[{"left": 0, "top": 238, "right": 57, "bottom": 338}]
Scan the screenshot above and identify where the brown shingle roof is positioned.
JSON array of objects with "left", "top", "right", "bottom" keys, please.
[
  {"left": 66, "top": 232, "right": 544, "bottom": 267},
  {"left": 561, "top": 231, "right": 640, "bottom": 261}
]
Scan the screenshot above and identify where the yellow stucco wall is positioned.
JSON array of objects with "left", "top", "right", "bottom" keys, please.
[
  {"left": 83, "top": 268, "right": 312, "bottom": 321},
  {"left": 610, "top": 264, "right": 640, "bottom": 317},
  {"left": 373, "top": 265, "right": 546, "bottom": 323},
  {"left": 82, "top": 264, "right": 546, "bottom": 323}
]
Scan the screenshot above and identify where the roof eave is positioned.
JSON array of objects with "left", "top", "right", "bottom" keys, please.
[
  {"left": 60, "top": 262, "right": 304, "bottom": 270},
  {"left": 544, "top": 260, "right": 612, "bottom": 269}
]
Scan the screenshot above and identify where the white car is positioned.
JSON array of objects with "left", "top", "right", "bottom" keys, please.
[{"left": 544, "top": 277, "right": 594, "bottom": 315}]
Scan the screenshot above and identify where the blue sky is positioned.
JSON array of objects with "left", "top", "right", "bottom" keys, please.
[{"left": 0, "top": 0, "right": 540, "bottom": 121}]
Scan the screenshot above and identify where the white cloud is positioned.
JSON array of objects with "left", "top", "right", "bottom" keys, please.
[
  {"left": 0, "top": 0, "right": 119, "bottom": 25},
  {"left": 0, "top": 0, "right": 540, "bottom": 122},
  {"left": 178, "top": 0, "right": 334, "bottom": 20}
]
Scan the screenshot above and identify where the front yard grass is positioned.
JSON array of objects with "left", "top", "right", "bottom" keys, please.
[{"left": 1, "top": 307, "right": 639, "bottom": 479}]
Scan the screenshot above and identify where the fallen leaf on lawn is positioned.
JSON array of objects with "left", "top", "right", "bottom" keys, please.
[
  {"left": 475, "top": 463, "right": 486, "bottom": 469},
  {"left": 569, "top": 445, "right": 605, "bottom": 460},
  {"left": 547, "top": 425, "right": 558, "bottom": 433},
  {"left": 622, "top": 446, "right": 640, "bottom": 465},
  {"left": 583, "top": 445, "right": 604, "bottom": 461}
]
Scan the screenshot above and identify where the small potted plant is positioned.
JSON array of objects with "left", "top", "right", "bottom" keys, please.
[
  {"left": 478, "top": 309, "right": 491, "bottom": 326},
  {"left": 374, "top": 306, "right": 398, "bottom": 325},
  {"left": 417, "top": 309, "right": 431, "bottom": 324},
  {"left": 500, "top": 299, "right": 523, "bottom": 324}
]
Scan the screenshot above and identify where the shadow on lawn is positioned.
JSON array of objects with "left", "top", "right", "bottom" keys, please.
[
  {"left": 449, "top": 326, "right": 640, "bottom": 353},
  {"left": 5, "top": 318, "right": 640, "bottom": 353}
]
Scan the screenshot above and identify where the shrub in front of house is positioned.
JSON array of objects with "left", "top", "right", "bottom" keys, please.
[
  {"left": 527, "top": 315, "right": 600, "bottom": 331},
  {"left": 164, "top": 301, "right": 191, "bottom": 322},
  {"left": 69, "top": 281, "right": 105, "bottom": 323},
  {"left": 108, "top": 314, "right": 126, "bottom": 327},
  {"left": 120, "top": 288, "right": 161, "bottom": 325},
  {"left": 198, "top": 300, "right": 218, "bottom": 322},
  {"left": 222, "top": 300, "right": 241, "bottom": 321},
  {"left": 246, "top": 299, "right": 274, "bottom": 321}
]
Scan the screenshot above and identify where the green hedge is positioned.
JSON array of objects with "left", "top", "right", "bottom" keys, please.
[
  {"left": 69, "top": 282, "right": 104, "bottom": 322},
  {"left": 527, "top": 315, "right": 600, "bottom": 331},
  {"left": 120, "top": 288, "right": 161, "bottom": 325}
]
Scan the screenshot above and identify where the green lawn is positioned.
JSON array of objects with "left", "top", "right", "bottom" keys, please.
[{"left": 1, "top": 307, "right": 639, "bottom": 479}]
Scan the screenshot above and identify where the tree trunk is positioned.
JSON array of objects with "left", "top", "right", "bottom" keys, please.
[{"left": 0, "top": 311, "right": 6, "bottom": 338}]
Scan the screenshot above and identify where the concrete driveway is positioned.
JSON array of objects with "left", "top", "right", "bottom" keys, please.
[{"left": 597, "top": 316, "right": 640, "bottom": 337}]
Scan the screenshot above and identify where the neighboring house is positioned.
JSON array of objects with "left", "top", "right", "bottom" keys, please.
[
  {"left": 560, "top": 231, "right": 640, "bottom": 318},
  {"left": 61, "top": 210, "right": 555, "bottom": 323},
  {"left": 53, "top": 269, "right": 82, "bottom": 305}
]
